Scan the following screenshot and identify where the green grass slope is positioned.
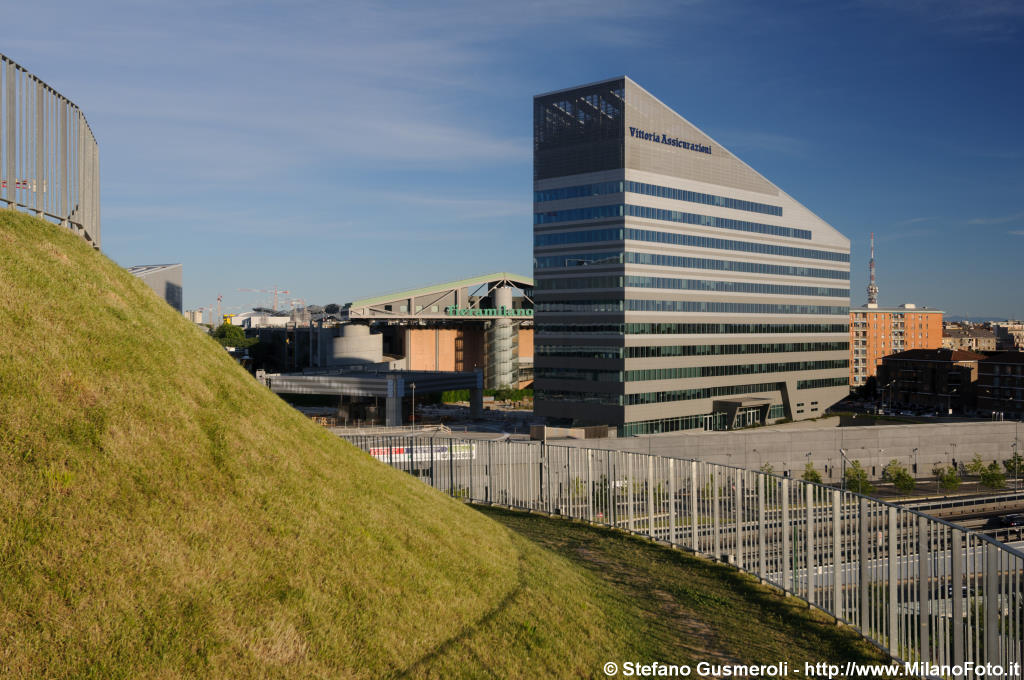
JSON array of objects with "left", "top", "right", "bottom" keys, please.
[{"left": 0, "top": 212, "right": 648, "bottom": 678}]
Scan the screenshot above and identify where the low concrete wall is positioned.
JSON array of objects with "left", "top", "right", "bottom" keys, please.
[{"left": 554, "top": 421, "right": 1023, "bottom": 482}]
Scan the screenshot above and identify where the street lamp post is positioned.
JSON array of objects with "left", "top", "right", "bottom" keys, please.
[
  {"left": 1013, "top": 441, "right": 1019, "bottom": 492},
  {"left": 840, "top": 448, "right": 849, "bottom": 492},
  {"left": 410, "top": 382, "right": 416, "bottom": 430}
]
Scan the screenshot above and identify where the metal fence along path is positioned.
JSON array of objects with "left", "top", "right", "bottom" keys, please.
[
  {"left": 0, "top": 54, "right": 100, "bottom": 248},
  {"left": 345, "top": 433, "right": 1024, "bottom": 677}
]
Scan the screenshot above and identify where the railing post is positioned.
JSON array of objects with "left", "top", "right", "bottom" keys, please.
[
  {"left": 807, "top": 483, "right": 815, "bottom": 605},
  {"left": 669, "top": 458, "right": 676, "bottom": 546},
  {"left": 468, "top": 438, "right": 474, "bottom": 501},
  {"left": 647, "top": 456, "right": 655, "bottom": 539},
  {"left": 918, "top": 515, "right": 929, "bottom": 664},
  {"left": 985, "top": 543, "right": 999, "bottom": 669},
  {"left": 537, "top": 442, "right": 543, "bottom": 512},
  {"left": 833, "top": 489, "right": 842, "bottom": 620},
  {"left": 859, "top": 497, "right": 869, "bottom": 634},
  {"left": 506, "top": 442, "right": 512, "bottom": 506},
  {"left": 565, "top": 446, "right": 571, "bottom": 516},
  {"left": 735, "top": 469, "right": 744, "bottom": 570},
  {"left": 609, "top": 455, "right": 615, "bottom": 528},
  {"left": 627, "top": 454, "right": 635, "bottom": 532},
  {"left": 690, "top": 461, "right": 698, "bottom": 553},
  {"left": 587, "top": 450, "right": 594, "bottom": 522},
  {"left": 888, "top": 507, "right": 898, "bottom": 658},
  {"left": 429, "top": 438, "right": 435, "bottom": 489},
  {"left": 713, "top": 466, "right": 721, "bottom": 560},
  {"left": 782, "top": 478, "right": 790, "bottom": 592},
  {"left": 758, "top": 471, "right": 766, "bottom": 581},
  {"left": 951, "top": 528, "right": 964, "bottom": 669},
  {"left": 546, "top": 444, "right": 553, "bottom": 514}
]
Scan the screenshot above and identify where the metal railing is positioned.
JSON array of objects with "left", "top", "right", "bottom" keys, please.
[
  {"left": 904, "top": 491, "right": 1024, "bottom": 516},
  {"left": 345, "top": 433, "right": 1024, "bottom": 676},
  {"left": 0, "top": 54, "right": 100, "bottom": 248}
]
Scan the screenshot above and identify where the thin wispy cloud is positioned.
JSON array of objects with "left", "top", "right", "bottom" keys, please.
[
  {"left": 891, "top": 217, "right": 932, "bottom": 228},
  {"left": 967, "top": 211, "right": 1024, "bottom": 225},
  {"left": 360, "top": 192, "right": 529, "bottom": 221},
  {"left": 877, "top": 228, "right": 935, "bottom": 243}
]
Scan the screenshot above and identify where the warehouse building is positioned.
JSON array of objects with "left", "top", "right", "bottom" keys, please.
[
  {"left": 533, "top": 77, "right": 850, "bottom": 435},
  {"left": 128, "top": 263, "right": 182, "bottom": 313}
]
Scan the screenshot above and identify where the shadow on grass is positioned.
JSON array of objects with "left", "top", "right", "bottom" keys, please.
[
  {"left": 394, "top": 553, "right": 527, "bottom": 679},
  {"left": 474, "top": 504, "right": 892, "bottom": 667}
]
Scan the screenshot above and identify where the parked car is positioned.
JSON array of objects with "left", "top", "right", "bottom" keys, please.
[{"left": 999, "top": 514, "right": 1024, "bottom": 527}]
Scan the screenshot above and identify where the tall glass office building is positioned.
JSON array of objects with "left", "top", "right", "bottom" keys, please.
[{"left": 533, "top": 77, "right": 850, "bottom": 435}]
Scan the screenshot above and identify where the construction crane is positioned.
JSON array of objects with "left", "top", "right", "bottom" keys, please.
[{"left": 237, "top": 286, "right": 291, "bottom": 311}]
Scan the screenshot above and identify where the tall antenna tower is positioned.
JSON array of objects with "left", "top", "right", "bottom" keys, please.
[{"left": 866, "top": 232, "right": 879, "bottom": 307}]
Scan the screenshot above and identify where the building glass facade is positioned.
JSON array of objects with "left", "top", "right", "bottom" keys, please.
[{"left": 533, "top": 77, "right": 851, "bottom": 434}]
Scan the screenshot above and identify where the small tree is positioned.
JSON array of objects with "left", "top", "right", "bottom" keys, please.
[
  {"left": 966, "top": 454, "right": 986, "bottom": 476},
  {"left": 882, "top": 459, "right": 916, "bottom": 493},
  {"left": 212, "top": 322, "right": 256, "bottom": 349},
  {"left": 980, "top": 461, "right": 1006, "bottom": 489},
  {"left": 937, "top": 465, "right": 961, "bottom": 492},
  {"left": 802, "top": 462, "right": 822, "bottom": 484},
  {"left": 881, "top": 459, "right": 903, "bottom": 482},
  {"left": 844, "top": 460, "right": 874, "bottom": 494},
  {"left": 1003, "top": 453, "right": 1024, "bottom": 479}
]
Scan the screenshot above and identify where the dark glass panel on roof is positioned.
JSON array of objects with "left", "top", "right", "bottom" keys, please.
[{"left": 534, "top": 79, "right": 625, "bottom": 180}]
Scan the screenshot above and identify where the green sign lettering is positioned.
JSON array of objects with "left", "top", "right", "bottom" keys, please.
[{"left": 443, "top": 305, "right": 533, "bottom": 318}]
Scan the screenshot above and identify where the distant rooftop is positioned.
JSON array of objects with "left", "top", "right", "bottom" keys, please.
[
  {"left": 127, "top": 264, "right": 181, "bottom": 276},
  {"left": 347, "top": 272, "right": 533, "bottom": 309},
  {"left": 853, "top": 303, "right": 943, "bottom": 313},
  {"left": 943, "top": 328, "right": 996, "bottom": 338},
  {"left": 886, "top": 348, "right": 986, "bottom": 362},
  {"left": 983, "top": 351, "right": 1024, "bottom": 364}
]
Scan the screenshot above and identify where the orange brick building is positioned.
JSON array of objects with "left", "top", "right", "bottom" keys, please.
[
  {"left": 850, "top": 304, "right": 943, "bottom": 387},
  {"left": 403, "top": 327, "right": 534, "bottom": 388}
]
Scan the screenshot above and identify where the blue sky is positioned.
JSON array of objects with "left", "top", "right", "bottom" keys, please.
[{"left": 7, "top": 0, "right": 1023, "bottom": 318}]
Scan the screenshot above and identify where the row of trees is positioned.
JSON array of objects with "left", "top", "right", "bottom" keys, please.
[{"left": 793, "top": 452, "right": 1024, "bottom": 494}]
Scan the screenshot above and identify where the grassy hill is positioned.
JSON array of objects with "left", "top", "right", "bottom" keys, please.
[
  {"left": 0, "top": 212, "right": 647, "bottom": 677},
  {"left": 0, "top": 212, "right": 890, "bottom": 678}
]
